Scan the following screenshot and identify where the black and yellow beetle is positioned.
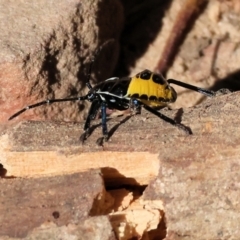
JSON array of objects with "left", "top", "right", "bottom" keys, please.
[{"left": 9, "top": 66, "right": 216, "bottom": 144}]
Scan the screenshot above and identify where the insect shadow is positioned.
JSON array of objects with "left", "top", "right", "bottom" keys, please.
[
  {"left": 0, "top": 164, "right": 16, "bottom": 178},
  {"left": 173, "top": 108, "right": 192, "bottom": 134},
  {"left": 96, "top": 115, "right": 132, "bottom": 146},
  {"left": 0, "top": 164, "right": 7, "bottom": 177}
]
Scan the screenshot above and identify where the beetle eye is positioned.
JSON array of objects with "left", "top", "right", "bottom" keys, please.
[{"left": 88, "top": 93, "right": 94, "bottom": 99}]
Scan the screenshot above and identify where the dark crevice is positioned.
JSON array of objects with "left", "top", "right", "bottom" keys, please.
[{"left": 89, "top": 167, "right": 166, "bottom": 239}]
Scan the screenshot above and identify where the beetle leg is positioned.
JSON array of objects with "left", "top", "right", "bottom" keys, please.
[
  {"left": 129, "top": 99, "right": 141, "bottom": 115},
  {"left": 142, "top": 103, "right": 192, "bottom": 135},
  {"left": 96, "top": 101, "right": 109, "bottom": 146},
  {"left": 80, "top": 99, "right": 101, "bottom": 142},
  {"left": 168, "top": 79, "right": 216, "bottom": 97},
  {"left": 101, "top": 101, "right": 108, "bottom": 139}
]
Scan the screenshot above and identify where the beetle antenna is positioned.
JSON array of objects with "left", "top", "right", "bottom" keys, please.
[{"left": 8, "top": 96, "right": 88, "bottom": 120}]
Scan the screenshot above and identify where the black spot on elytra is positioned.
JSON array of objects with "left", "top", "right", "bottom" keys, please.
[
  {"left": 136, "top": 74, "right": 140, "bottom": 78},
  {"left": 131, "top": 93, "right": 140, "bottom": 98},
  {"left": 152, "top": 74, "right": 165, "bottom": 84},
  {"left": 149, "top": 96, "right": 158, "bottom": 101},
  {"left": 139, "top": 94, "right": 148, "bottom": 100},
  {"left": 158, "top": 97, "right": 166, "bottom": 102},
  {"left": 140, "top": 70, "right": 152, "bottom": 80}
]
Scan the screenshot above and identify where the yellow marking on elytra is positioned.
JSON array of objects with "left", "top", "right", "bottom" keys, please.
[{"left": 126, "top": 71, "right": 177, "bottom": 107}]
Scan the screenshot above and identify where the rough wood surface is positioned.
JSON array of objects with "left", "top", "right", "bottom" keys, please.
[
  {"left": 143, "top": 91, "right": 240, "bottom": 239},
  {"left": 0, "top": 216, "right": 116, "bottom": 240},
  {"left": 2, "top": 91, "right": 240, "bottom": 239},
  {"left": 0, "top": 171, "right": 115, "bottom": 239},
  {"left": 1, "top": 92, "right": 237, "bottom": 182}
]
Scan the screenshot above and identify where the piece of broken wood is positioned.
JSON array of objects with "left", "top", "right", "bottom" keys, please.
[{"left": 0, "top": 171, "right": 116, "bottom": 239}]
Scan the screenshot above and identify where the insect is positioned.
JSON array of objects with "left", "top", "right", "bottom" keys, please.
[{"left": 8, "top": 46, "right": 216, "bottom": 145}]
